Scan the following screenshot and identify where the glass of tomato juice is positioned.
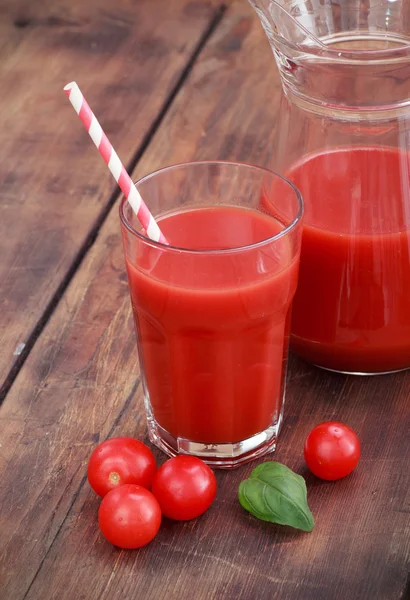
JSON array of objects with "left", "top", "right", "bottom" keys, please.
[{"left": 119, "top": 162, "right": 303, "bottom": 468}]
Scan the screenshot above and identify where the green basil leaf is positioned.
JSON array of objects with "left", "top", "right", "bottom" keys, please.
[{"left": 238, "top": 462, "right": 314, "bottom": 532}]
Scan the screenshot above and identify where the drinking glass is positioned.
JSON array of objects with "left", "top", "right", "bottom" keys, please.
[{"left": 120, "top": 161, "right": 303, "bottom": 468}]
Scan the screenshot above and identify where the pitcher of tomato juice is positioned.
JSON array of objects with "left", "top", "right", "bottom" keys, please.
[{"left": 250, "top": 0, "right": 410, "bottom": 374}]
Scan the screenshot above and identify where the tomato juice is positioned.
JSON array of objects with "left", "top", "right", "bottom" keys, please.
[
  {"left": 287, "top": 147, "right": 410, "bottom": 373},
  {"left": 125, "top": 205, "right": 299, "bottom": 444}
]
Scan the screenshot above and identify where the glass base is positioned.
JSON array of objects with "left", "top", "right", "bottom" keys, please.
[
  {"left": 291, "top": 338, "right": 410, "bottom": 376},
  {"left": 314, "top": 364, "right": 410, "bottom": 376},
  {"left": 146, "top": 415, "right": 281, "bottom": 470}
]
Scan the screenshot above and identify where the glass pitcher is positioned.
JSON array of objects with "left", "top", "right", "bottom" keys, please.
[{"left": 250, "top": 0, "right": 410, "bottom": 374}]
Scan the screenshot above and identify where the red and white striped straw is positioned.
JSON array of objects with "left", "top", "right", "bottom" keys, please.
[{"left": 64, "top": 81, "right": 168, "bottom": 245}]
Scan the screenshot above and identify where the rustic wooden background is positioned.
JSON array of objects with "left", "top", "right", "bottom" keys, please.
[{"left": 0, "top": 0, "right": 409, "bottom": 599}]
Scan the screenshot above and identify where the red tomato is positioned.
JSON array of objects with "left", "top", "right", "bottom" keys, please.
[
  {"left": 304, "top": 421, "right": 360, "bottom": 481},
  {"left": 87, "top": 437, "right": 156, "bottom": 497},
  {"left": 152, "top": 455, "right": 217, "bottom": 521},
  {"left": 98, "top": 484, "right": 161, "bottom": 549}
]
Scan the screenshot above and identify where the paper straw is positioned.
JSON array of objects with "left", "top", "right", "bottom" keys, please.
[{"left": 64, "top": 81, "right": 168, "bottom": 245}]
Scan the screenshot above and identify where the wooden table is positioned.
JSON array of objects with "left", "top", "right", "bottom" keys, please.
[{"left": 1, "top": 1, "right": 409, "bottom": 598}]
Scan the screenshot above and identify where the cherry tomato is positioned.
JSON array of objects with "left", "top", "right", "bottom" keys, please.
[
  {"left": 304, "top": 421, "right": 360, "bottom": 481},
  {"left": 152, "top": 455, "right": 217, "bottom": 521},
  {"left": 98, "top": 484, "right": 161, "bottom": 549},
  {"left": 87, "top": 437, "right": 156, "bottom": 497}
]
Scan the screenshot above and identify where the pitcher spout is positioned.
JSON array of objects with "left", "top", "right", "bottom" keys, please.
[{"left": 248, "top": 0, "right": 327, "bottom": 53}]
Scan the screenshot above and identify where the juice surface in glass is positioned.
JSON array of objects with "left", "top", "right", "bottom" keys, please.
[
  {"left": 287, "top": 147, "right": 410, "bottom": 373},
  {"left": 126, "top": 205, "right": 299, "bottom": 445}
]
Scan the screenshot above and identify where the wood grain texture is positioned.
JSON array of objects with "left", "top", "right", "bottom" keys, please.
[
  {"left": 0, "top": 0, "right": 224, "bottom": 394},
  {"left": 0, "top": 1, "right": 409, "bottom": 599},
  {"left": 20, "top": 363, "right": 410, "bottom": 600}
]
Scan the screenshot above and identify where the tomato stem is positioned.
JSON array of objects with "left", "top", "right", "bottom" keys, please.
[{"left": 109, "top": 472, "right": 121, "bottom": 485}]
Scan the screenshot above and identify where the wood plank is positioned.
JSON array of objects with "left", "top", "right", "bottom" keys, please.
[
  {"left": 1, "top": 1, "right": 409, "bottom": 599},
  {"left": 0, "top": 0, "right": 224, "bottom": 395},
  {"left": 21, "top": 363, "right": 410, "bottom": 600}
]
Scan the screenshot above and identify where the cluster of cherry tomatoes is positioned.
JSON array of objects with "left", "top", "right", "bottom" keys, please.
[
  {"left": 87, "top": 438, "right": 217, "bottom": 549},
  {"left": 87, "top": 421, "right": 360, "bottom": 548}
]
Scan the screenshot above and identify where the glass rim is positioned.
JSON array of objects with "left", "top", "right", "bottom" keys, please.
[
  {"left": 249, "top": 0, "right": 410, "bottom": 62},
  {"left": 119, "top": 160, "right": 304, "bottom": 255},
  {"left": 274, "top": 33, "right": 410, "bottom": 62}
]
